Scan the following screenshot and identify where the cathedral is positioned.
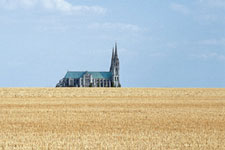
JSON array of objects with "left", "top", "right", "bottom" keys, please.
[{"left": 56, "top": 43, "right": 121, "bottom": 87}]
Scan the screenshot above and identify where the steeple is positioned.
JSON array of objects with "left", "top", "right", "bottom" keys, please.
[
  {"left": 115, "top": 42, "right": 118, "bottom": 58},
  {"left": 110, "top": 42, "right": 120, "bottom": 87},
  {"left": 110, "top": 47, "right": 115, "bottom": 72},
  {"left": 112, "top": 47, "right": 115, "bottom": 61}
]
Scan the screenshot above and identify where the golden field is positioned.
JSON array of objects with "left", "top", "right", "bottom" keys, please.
[{"left": 0, "top": 88, "right": 225, "bottom": 150}]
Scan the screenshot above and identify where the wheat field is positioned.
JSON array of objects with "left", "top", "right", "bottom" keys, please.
[{"left": 0, "top": 88, "right": 225, "bottom": 150}]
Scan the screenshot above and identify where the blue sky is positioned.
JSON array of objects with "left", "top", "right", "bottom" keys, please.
[{"left": 0, "top": 0, "right": 224, "bottom": 87}]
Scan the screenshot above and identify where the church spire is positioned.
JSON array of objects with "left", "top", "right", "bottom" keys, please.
[
  {"left": 110, "top": 47, "right": 115, "bottom": 72},
  {"left": 115, "top": 42, "right": 118, "bottom": 58},
  {"left": 111, "top": 42, "right": 120, "bottom": 87},
  {"left": 112, "top": 47, "right": 115, "bottom": 59}
]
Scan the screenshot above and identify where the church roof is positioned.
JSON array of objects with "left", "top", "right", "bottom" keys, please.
[{"left": 65, "top": 71, "right": 112, "bottom": 79}]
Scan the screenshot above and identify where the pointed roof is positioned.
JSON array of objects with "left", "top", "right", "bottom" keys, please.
[
  {"left": 115, "top": 42, "right": 118, "bottom": 57},
  {"left": 111, "top": 47, "right": 115, "bottom": 62},
  {"left": 110, "top": 47, "right": 114, "bottom": 71}
]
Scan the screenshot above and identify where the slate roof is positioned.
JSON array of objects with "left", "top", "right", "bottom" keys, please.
[{"left": 65, "top": 71, "right": 112, "bottom": 79}]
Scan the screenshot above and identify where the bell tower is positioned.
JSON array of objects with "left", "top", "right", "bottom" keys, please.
[{"left": 110, "top": 43, "right": 120, "bottom": 87}]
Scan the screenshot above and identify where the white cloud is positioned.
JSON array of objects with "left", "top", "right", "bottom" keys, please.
[
  {"left": 149, "top": 52, "right": 166, "bottom": 58},
  {"left": 0, "top": 0, "right": 106, "bottom": 14},
  {"left": 198, "top": 0, "right": 225, "bottom": 9},
  {"left": 199, "top": 39, "right": 225, "bottom": 46},
  {"left": 199, "top": 14, "right": 219, "bottom": 22},
  {"left": 170, "top": 3, "right": 190, "bottom": 15},
  {"left": 89, "top": 22, "right": 143, "bottom": 32},
  {"left": 37, "top": 24, "right": 69, "bottom": 32},
  {"left": 192, "top": 38, "right": 225, "bottom": 61},
  {"left": 194, "top": 0, "right": 225, "bottom": 23},
  {"left": 194, "top": 53, "right": 225, "bottom": 61}
]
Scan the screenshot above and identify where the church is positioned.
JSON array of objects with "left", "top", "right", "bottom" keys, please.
[{"left": 56, "top": 43, "right": 121, "bottom": 87}]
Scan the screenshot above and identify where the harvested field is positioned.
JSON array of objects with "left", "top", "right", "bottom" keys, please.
[{"left": 0, "top": 88, "right": 225, "bottom": 150}]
